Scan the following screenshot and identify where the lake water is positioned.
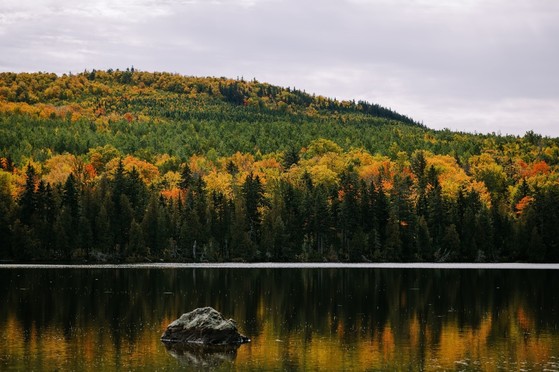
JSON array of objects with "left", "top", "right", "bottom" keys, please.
[{"left": 1, "top": 264, "right": 559, "bottom": 371}]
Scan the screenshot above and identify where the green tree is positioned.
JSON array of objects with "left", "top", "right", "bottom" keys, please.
[
  {"left": 62, "top": 174, "right": 80, "bottom": 250},
  {"left": 19, "top": 164, "right": 38, "bottom": 225},
  {"left": 242, "top": 173, "right": 265, "bottom": 245},
  {"left": 95, "top": 203, "right": 112, "bottom": 253},
  {"left": 127, "top": 218, "right": 146, "bottom": 257},
  {"left": 416, "top": 216, "right": 432, "bottom": 261},
  {"left": 0, "top": 172, "right": 14, "bottom": 258},
  {"left": 438, "top": 224, "right": 461, "bottom": 262},
  {"left": 180, "top": 163, "right": 193, "bottom": 190},
  {"left": 142, "top": 195, "right": 166, "bottom": 256},
  {"left": 338, "top": 168, "right": 361, "bottom": 260},
  {"left": 35, "top": 181, "right": 56, "bottom": 256}
]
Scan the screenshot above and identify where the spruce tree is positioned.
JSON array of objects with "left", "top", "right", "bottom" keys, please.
[
  {"left": 242, "top": 173, "right": 265, "bottom": 245},
  {"left": 19, "top": 164, "right": 38, "bottom": 226},
  {"left": 0, "top": 172, "right": 14, "bottom": 259}
]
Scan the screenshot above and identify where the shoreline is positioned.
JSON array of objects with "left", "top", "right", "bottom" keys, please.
[{"left": 1, "top": 262, "right": 559, "bottom": 270}]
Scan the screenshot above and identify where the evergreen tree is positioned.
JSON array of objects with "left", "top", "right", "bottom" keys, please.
[
  {"left": 179, "top": 163, "right": 192, "bottom": 190},
  {"left": 242, "top": 173, "right": 265, "bottom": 245},
  {"left": 118, "top": 194, "right": 134, "bottom": 255},
  {"left": 375, "top": 183, "right": 390, "bottom": 248},
  {"left": 19, "top": 164, "right": 38, "bottom": 225},
  {"left": 278, "top": 180, "right": 304, "bottom": 260},
  {"left": 308, "top": 185, "right": 331, "bottom": 259},
  {"left": 209, "top": 191, "right": 231, "bottom": 259},
  {"left": 412, "top": 151, "right": 428, "bottom": 217},
  {"left": 11, "top": 220, "right": 39, "bottom": 260},
  {"left": 142, "top": 195, "right": 165, "bottom": 256},
  {"left": 384, "top": 215, "right": 401, "bottom": 261},
  {"left": 79, "top": 215, "right": 93, "bottom": 258},
  {"left": 126, "top": 167, "right": 148, "bottom": 219},
  {"left": 111, "top": 159, "right": 127, "bottom": 247},
  {"left": 127, "top": 218, "right": 146, "bottom": 257},
  {"left": 229, "top": 198, "right": 253, "bottom": 260},
  {"left": 35, "top": 181, "right": 56, "bottom": 255},
  {"left": 391, "top": 174, "right": 415, "bottom": 260},
  {"left": 528, "top": 227, "right": 546, "bottom": 263},
  {"left": 438, "top": 224, "right": 461, "bottom": 262},
  {"left": 54, "top": 212, "right": 71, "bottom": 258},
  {"left": 416, "top": 216, "right": 432, "bottom": 261},
  {"left": 0, "top": 172, "right": 14, "bottom": 259},
  {"left": 283, "top": 146, "right": 300, "bottom": 169},
  {"left": 425, "top": 167, "right": 445, "bottom": 252},
  {"left": 62, "top": 174, "right": 80, "bottom": 250},
  {"left": 338, "top": 168, "right": 360, "bottom": 260},
  {"left": 95, "top": 203, "right": 112, "bottom": 253},
  {"left": 475, "top": 207, "right": 493, "bottom": 262}
]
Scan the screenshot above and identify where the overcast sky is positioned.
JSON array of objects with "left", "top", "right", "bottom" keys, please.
[{"left": 1, "top": 0, "right": 558, "bottom": 137}]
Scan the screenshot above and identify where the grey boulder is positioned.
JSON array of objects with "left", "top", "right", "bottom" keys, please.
[{"left": 161, "top": 307, "right": 250, "bottom": 345}]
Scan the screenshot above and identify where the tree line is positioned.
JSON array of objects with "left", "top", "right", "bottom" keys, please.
[{"left": 1, "top": 150, "right": 558, "bottom": 263}]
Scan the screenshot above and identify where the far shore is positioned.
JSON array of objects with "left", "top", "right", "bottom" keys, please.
[{"left": 1, "top": 262, "right": 559, "bottom": 270}]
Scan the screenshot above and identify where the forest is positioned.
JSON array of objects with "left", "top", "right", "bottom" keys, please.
[{"left": 1, "top": 69, "right": 559, "bottom": 262}]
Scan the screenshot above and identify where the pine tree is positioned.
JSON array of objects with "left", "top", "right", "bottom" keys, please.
[
  {"left": 209, "top": 191, "right": 231, "bottom": 259},
  {"left": 142, "top": 195, "right": 161, "bottom": 256},
  {"left": 528, "top": 227, "right": 546, "bottom": 263},
  {"left": 54, "top": 212, "right": 71, "bottom": 258},
  {"left": 95, "top": 203, "right": 112, "bottom": 254},
  {"left": 375, "top": 184, "right": 389, "bottom": 248},
  {"left": 0, "top": 172, "right": 14, "bottom": 259},
  {"left": 338, "top": 168, "right": 360, "bottom": 260},
  {"left": 62, "top": 174, "right": 80, "bottom": 250},
  {"left": 118, "top": 194, "right": 134, "bottom": 254},
  {"left": 242, "top": 173, "right": 265, "bottom": 245},
  {"left": 278, "top": 180, "right": 304, "bottom": 260},
  {"left": 127, "top": 218, "right": 146, "bottom": 257},
  {"left": 19, "top": 164, "right": 38, "bottom": 225},
  {"left": 384, "top": 215, "right": 401, "bottom": 261},
  {"left": 391, "top": 174, "right": 415, "bottom": 260},
  {"left": 426, "top": 166, "right": 445, "bottom": 251},
  {"left": 229, "top": 198, "right": 253, "bottom": 260},
  {"left": 180, "top": 163, "right": 192, "bottom": 190},
  {"left": 416, "top": 216, "right": 432, "bottom": 261},
  {"left": 438, "top": 224, "right": 461, "bottom": 262},
  {"left": 11, "top": 220, "right": 39, "bottom": 260},
  {"left": 283, "top": 146, "right": 300, "bottom": 169},
  {"left": 126, "top": 166, "right": 148, "bottom": 219},
  {"left": 35, "top": 181, "right": 56, "bottom": 255}
]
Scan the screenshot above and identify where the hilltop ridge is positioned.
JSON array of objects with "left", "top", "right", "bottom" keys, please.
[{"left": 0, "top": 69, "right": 419, "bottom": 127}]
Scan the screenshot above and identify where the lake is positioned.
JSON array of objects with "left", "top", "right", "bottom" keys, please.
[{"left": 1, "top": 264, "right": 559, "bottom": 370}]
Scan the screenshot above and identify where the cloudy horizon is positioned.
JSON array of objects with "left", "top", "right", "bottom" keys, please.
[{"left": 1, "top": 0, "right": 558, "bottom": 137}]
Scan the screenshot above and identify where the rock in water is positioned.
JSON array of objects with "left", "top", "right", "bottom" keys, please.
[{"left": 161, "top": 307, "right": 250, "bottom": 345}]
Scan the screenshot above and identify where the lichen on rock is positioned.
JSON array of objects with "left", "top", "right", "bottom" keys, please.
[{"left": 161, "top": 307, "right": 250, "bottom": 345}]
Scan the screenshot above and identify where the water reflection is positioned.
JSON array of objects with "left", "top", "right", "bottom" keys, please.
[
  {"left": 1, "top": 268, "right": 558, "bottom": 370},
  {"left": 164, "top": 343, "right": 240, "bottom": 369}
]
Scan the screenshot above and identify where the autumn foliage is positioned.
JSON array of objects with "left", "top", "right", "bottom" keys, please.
[{"left": 1, "top": 70, "right": 559, "bottom": 262}]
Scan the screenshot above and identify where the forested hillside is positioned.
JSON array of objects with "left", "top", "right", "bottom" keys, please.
[{"left": 1, "top": 69, "right": 559, "bottom": 262}]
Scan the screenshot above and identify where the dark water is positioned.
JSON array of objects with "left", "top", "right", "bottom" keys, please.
[{"left": 1, "top": 266, "right": 559, "bottom": 371}]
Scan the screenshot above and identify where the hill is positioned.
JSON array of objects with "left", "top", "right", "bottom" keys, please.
[
  {"left": 1, "top": 69, "right": 559, "bottom": 263},
  {"left": 0, "top": 69, "right": 428, "bottom": 161}
]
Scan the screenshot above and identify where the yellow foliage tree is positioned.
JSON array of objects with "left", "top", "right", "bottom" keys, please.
[{"left": 43, "top": 154, "right": 80, "bottom": 185}]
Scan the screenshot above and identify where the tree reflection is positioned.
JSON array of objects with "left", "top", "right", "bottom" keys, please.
[{"left": 0, "top": 267, "right": 558, "bottom": 370}]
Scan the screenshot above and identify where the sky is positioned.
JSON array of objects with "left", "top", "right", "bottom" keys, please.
[{"left": 1, "top": 0, "right": 558, "bottom": 137}]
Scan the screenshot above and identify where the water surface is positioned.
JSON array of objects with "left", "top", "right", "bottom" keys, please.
[{"left": 1, "top": 264, "right": 558, "bottom": 370}]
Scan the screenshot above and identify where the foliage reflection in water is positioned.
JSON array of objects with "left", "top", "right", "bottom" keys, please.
[{"left": 1, "top": 267, "right": 559, "bottom": 370}]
